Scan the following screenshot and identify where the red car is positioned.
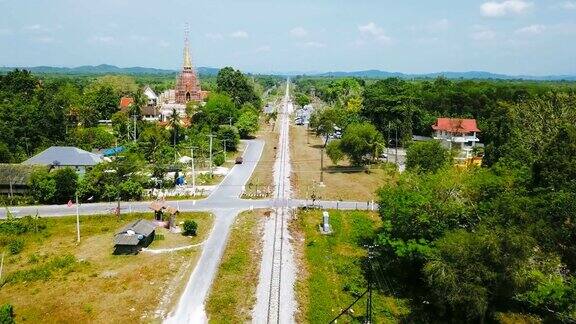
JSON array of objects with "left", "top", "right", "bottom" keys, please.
[{"left": 235, "top": 156, "right": 244, "bottom": 164}]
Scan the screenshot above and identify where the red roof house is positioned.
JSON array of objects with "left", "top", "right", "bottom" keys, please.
[
  {"left": 432, "top": 118, "right": 480, "bottom": 133},
  {"left": 119, "top": 97, "right": 134, "bottom": 109}
]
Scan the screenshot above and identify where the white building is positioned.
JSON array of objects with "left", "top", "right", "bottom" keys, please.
[
  {"left": 432, "top": 118, "right": 481, "bottom": 160},
  {"left": 143, "top": 86, "right": 158, "bottom": 106}
]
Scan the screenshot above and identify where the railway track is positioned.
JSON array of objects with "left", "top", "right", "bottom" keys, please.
[{"left": 266, "top": 82, "right": 292, "bottom": 323}]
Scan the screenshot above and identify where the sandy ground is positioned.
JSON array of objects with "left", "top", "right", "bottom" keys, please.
[{"left": 253, "top": 82, "right": 297, "bottom": 323}]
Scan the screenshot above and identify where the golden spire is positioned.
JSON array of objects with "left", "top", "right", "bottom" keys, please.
[{"left": 183, "top": 23, "right": 192, "bottom": 69}]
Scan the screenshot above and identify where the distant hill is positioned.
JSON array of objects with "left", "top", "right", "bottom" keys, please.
[
  {"left": 311, "top": 70, "right": 576, "bottom": 81},
  {"left": 0, "top": 64, "right": 220, "bottom": 76}
]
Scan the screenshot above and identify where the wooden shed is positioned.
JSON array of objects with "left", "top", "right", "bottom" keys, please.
[{"left": 113, "top": 219, "right": 156, "bottom": 254}]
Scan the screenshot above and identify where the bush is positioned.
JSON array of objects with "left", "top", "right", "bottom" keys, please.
[
  {"left": 213, "top": 153, "right": 225, "bottom": 167},
  {"left": 8, "top": 239, "right": 24, "bottom": 255},
  {"left": 0, "top": 304, "right": 15, "bottom": 324},
  {"left": 183, "top": 220, "right": 198, "bottom": 236}
]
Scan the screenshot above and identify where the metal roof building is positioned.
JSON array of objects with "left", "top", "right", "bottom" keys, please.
[
  {"left": 113, "top": 219, "right": 156, "bottom": 254},
  {"left": 22, "top": 146, "right": 103, "bottom": 172}
]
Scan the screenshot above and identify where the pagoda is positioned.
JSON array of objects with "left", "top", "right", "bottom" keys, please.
[{"left": 175, "top": 32, "right": 203, "bottom": 104}]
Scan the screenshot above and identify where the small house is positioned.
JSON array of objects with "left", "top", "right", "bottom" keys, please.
[
  {"left": 0, "top": 164, "right": 48, "bottom": 195},
  {"left": 432, "top": 118, "right": 481, "bottom": 160},
  {"left": 21, "top": 146, "right": 103, "bottom": 174},
  {"left": 113, "top": 219, "right": 156, "bottom": 254}
]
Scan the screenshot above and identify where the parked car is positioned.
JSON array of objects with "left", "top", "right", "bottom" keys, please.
[{"left": 235, "top": 156, "right": 244, "bottom": 164}]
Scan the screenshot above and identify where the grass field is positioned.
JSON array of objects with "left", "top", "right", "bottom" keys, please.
[
  {"left": 290, "top": 125, "right": 399, "bottom": 201},
  {"left": 205, "top": 209, "right": 268, "bottom": 322},
  {"left": 292, "top": 209, "right": 410, "bottom": 323},
  {"left": 0, "top": 211, "right": 212, "bottom": 323}
]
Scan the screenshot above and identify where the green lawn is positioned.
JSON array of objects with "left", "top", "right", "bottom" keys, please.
[
  {"left": 294, "top": 210, "right": 410, "bottom": 323},
  {"left": 205, "top": 210, "right": 268, "bottom": 323}
]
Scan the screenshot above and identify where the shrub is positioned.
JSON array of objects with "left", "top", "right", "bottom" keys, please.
[
  {"left": 213, "top": 153, "right": 225, "bottom": 167},
  {"left": 8, "top": 239, "right": 24, "bottom": 255},
  {"left": 183, "top": 220, "right": 198, "bottom": 236},
  {"left": 0, "top": 304, "right": 15, "bottom": 324}
]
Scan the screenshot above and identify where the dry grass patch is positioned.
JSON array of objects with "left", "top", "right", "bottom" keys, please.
[
  {"left": 148, "top": 212, "right": 213, "bottom": 249},
  {"left": 243, "top": 118, "right": 279, "bottom": 199},
  {"left": 0, "top": 212, "right": 211, "bottom": 323},
  {"left": 205, "top": 209, "right": 268, "bottom": 322},
  {"left": 290, "top": 125, "right": 398, "bottom": 201}
]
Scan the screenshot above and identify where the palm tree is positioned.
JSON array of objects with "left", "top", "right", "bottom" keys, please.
[{"left": 169, "top": 108, "right": 181, "bottom": 148}]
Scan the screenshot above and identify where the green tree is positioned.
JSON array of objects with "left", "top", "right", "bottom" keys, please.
[
  {"left": 198, "top": 93, "right": 237, "bottom": 128},
  {"left": 423, "top": 227, "right": 536, "bottom": 322},
  {"left": 29, "top": 169, "right": 56, "bottom": 203},
  {"left": 340, "top": 122, "right": 383, "bottom": 166},
  {"left": 52, "top": 167, "right": 78, "bottom": 204},
  {"left": 532, "top": 124, "right": 576, "bottom": 191},
  {"left": 295, "top": 93, "right": 311, "bottom": 108},
  {"left": 406, "top": 141, "right": 449, "bottom": 173},
  {"left": 309, "top": 107, "right": 341, "bottom": 147},
  {"left": 216, "top": 66, "right": 261, "bottom": 108},
  {"left": 217, "top": 125, "right": 240, "bottom": 151},
  {"left": 0, "top": 142, "right": 12, "bottom": 163},
  {"left": 119, "top": 179, "right": 143, "bottom": 200},
  {"left": 325, "top": 140, "right": 344, "bottom": 165},
  {"left": 235, "top": 109, "right": 259, "bottom": 138},
  {"left": 83, "top": 84, "right": 120, "bottom": 122}
]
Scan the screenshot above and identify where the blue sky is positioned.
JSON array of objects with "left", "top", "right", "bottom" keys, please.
[{"left": 0, "top": 0, "right": 575, "bottom": 75}]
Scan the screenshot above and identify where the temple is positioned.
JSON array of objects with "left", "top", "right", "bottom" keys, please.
[
  {"left": 117, "top": 27, "right": 208, "bottom": 123},
  {"left": 174, "top": 32, "right": 203, "bottom": 104}
]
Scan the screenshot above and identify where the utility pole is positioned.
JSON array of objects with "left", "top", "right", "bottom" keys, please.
[
  {"left": 190, "top": 146, "right": 197, "bottom": 195},
  {"left": 75, "top": 193, "right": 80, "bottom": 243},
  {"left": 222, "top": 139, "right": 227, "bottom": 163},
  {"left": 0, "top": 252, "right": 4, "bottom": 281},
  {"left": 207, "top": 134, "right": 215, "bottom": 177},
  {"left": 387, "top": 121, "right": 391, "bottom": 162},
  {"left": 320, "top": 147, "right": 324, "bottom": 185},
  {"left": 228, "top": 117, "right": 233, "bottom": 127},
  {"left": 395, "top": 124, "right": 398, "bottom": 165},
  {"left": 133, "top": 113, "right": 137, "bottom": 142},
  {"left": 365, "top": 245, "right": 375, "bottom": 324}
]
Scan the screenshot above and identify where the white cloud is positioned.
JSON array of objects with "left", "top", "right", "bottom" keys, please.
[
  {"left": 230, "top": 30, "right": 249, "bottom": 38},
  {"left": 358, "top": 22, "right": 392, "bottom": 43},
  {"left": 158, "top": 40, "right": 170, "bottom": 48},
  {"left": 560, "top": 1, "right": 576, "bottom": 9},
  {"left": 0, "top": 28, "right": 12, "bottom": 36},
  {"left": 205, "top": 32, "right": 223, "bottom": 40},
  {"left": 471, "top": 26, "right": 497, "bottom": 40},
  {"left": 429, "top": 19, "right": 451, "bottom": 32},
  {"left": 90, "top": 36, "right": 115, "bottom": 44},
  {"left": 515, "top": 24, "right": 546, "bottom": 34},
  {"left": 290, "top": 27, "right": 308, "bottom": 38},
  {"left": 255, "top": 45, "right": 271, "bottom": 53},
  {"left": 298, "top": 41, "right": 326, "bottom": 48},
  {"left": 481, "top": 0, "right": 532, "bottom": 17},
  {"left": 34, "top": 36, "right": 55, "bottom": 43},
  {"left": 23, "top": 24, "right": 50, "bottom": 33},
  {"left": 130, "top": 35, "right": 149, "bottom": 42}
]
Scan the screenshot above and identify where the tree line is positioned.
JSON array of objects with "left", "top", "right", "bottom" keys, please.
[
  {"left": 294, "top": 76, "right": 576, "bottom": 321},
  {"left": 0, "top": 67, "right": 278, "bottom": 204}
]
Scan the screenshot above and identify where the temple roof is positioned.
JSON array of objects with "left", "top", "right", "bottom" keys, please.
[{"left": 183, "top": 38, "right": 193, "bottom": 69}]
